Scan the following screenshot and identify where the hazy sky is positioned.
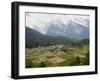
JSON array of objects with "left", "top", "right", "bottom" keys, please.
[{"left": 25, "top": 12, "right": 89, "bottom": 34}]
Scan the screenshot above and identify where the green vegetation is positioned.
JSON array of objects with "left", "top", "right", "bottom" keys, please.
[{"left": 25, "top": 45, "right": 89, "bottom": 68}]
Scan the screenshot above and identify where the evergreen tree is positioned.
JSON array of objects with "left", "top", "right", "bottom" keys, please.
[{"left": 39, "top": 61, "right": 47, "bottom": 67}]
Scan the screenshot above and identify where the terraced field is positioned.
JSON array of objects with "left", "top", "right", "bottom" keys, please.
[{"left": 25, "top": 45, "right": 89, "bottom": 68}]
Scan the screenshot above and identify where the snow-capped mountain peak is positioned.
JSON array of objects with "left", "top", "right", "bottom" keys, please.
[
  {"left": 26, "top": 13, "right": 89, "bottom": 40},
  {"left": 46, "top": 19, "right": 89, "bottom": 40}
]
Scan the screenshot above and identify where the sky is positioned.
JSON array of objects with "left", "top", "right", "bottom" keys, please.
[{"left": 25, "top": 12, "right": 89, "bottom": 34}]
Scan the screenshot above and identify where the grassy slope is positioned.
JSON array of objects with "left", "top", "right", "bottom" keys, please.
[{"left": 25, "top": 45, "right": 89, "bottom": 68}]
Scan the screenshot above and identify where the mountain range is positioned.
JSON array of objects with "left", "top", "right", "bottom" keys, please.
[
  {"left": 32, "top": 19, "right": 89, "bottom": 40},
  {"left": 26, "top": 19, "right": 89, "bottom": 48},
  {"left": 26, "top": 27, "right": 72, "bottom": 48}
]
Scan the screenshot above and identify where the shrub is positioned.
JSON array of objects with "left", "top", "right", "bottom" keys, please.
[
  {"left": 39, "top": 61, "right": 47, "bottom": 67},
  {"left": 25, "top": 58, "right": 33, "bottom": 68}
]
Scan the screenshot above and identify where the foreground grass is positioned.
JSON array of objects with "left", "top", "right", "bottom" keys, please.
[{"left": 25, "top": 45, "right": 89, "bottom": 68}]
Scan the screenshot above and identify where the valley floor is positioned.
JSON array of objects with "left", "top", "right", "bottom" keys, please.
[{"left": 25, "top": 45, "right": 89, "bottom": 68}]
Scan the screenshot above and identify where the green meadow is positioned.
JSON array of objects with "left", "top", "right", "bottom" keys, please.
[{"left": 25, "top": 45, "right": 89, "bottom": 68}]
